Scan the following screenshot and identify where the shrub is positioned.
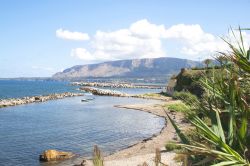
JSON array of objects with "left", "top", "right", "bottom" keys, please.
[
  {"left": 165, "top": 141, "right": 181, "bottom": 151},
  {"left": 172, "top": 91, "right": 198, "bottom": 106},
  {"left": 167, "top": 28, "right": 250, "bottom": 165},
  {"left": 167, "top": 103, "right": 189, "bottom": 113}
]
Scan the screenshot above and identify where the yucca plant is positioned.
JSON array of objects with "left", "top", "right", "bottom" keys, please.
[{"left": 167, "top": 28, "right": 250, "bottom": 165}]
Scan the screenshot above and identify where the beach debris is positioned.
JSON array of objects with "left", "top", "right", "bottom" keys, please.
[
  {"left": 154, "top": 148, "right": 161, "bottom": 166},
  {"left": 73, "top": 159, "right": 87, "bottom": 166},
  {"left": 81, "top": 98, "right": 95, "bottom": 102}
]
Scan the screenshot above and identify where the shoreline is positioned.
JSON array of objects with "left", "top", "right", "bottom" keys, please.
[
  {"left": 0, "top": 92, "right": 84, "bottom": 108},
  {"left": 0, "top": 88, "right": 183, "bottom": 165},
  {"left": 66, "top": 100, "right": 186, "bottom": 166}
]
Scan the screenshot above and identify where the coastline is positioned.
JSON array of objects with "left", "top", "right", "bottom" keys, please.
[
  {"left": 0, "top": 86, "right": 184, "bottom": 165},
  {"left": 66, "top": 99, "right": 186, "bottom": 166},
  {"left": 0, "top": 92, "right": 84, "bottom": 108},
  {"left": 80, "top": 86, "right": 170, "bottom": 101}
]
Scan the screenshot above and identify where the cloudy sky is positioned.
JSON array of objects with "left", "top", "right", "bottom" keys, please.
[{"left": 0, "top": 0, "right": 249, "bottom": 77}]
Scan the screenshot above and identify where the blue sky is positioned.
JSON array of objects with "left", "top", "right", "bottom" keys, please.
[{"left": 0, "top": 0, "right": 249, "bottom": 78}]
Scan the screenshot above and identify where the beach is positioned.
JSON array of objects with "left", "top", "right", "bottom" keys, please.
[
  {"left": 65, "top": 99, "right": 187, "bottom": 166},
  {"left": 0, "top": 80, "right": 186, "bottom": 166}
]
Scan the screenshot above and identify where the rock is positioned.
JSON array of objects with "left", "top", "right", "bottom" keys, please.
[
  {"left": 39, "top": 149, "right": 74, "bottom": 162},
  {"left": 34, "top": 97, "right": 40, "bottom": 101},
  {"left": 81, "top": 87, "right": 129, "bottom": 97},
  {"left": 0, "top": 92, "right": 84, "bottom": 108}
]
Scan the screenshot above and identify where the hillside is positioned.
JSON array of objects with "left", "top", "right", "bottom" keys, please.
[
  {"left": 170, "top": 67, "right": 222, "bottom": 97},
  {"left": 52, "top": 57, "right": 202, "bottom": 80}
]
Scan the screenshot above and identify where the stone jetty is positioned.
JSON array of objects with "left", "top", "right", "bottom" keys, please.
[
  {"left": 72, "top": 82, "right": 163, "bottom": 89},
  {"left": 81, "top": 87, "right": 170, "bottom": 101},
  {"left": 0, "top": 92, "right": 83, "bottom": 108},
  {"left": 80, "top": 87, "right": 130, "bottom": 97}
]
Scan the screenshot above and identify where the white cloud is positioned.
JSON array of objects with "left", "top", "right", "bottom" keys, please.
[
  {"left": 70, "top": 48, "right": 95, "bottom": 61},
  {"left": 130, "top": 19, "right": 166, "bottom": 38},
  {"left": 56, "top": 28, "right": 90, "bottom": 41},
  {"left": 163, "top": 24, "right": 227, "bottom": 55},
  {"left": 71, "top": 20, "right": 166, "bottom": 61},
  {"left": 69, "top": 19, "right": 250, "bottom": 61}
]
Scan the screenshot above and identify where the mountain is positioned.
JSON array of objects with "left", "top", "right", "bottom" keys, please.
[{"left": 52, "top": 57, "right": 202, "bottom": 80}]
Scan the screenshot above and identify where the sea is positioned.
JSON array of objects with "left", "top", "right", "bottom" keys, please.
[{"left": 0, "top": 80, "right": 164, "bottom": 166}]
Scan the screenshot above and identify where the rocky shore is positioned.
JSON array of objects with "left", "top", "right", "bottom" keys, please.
[
  {"left": 0, "top": 92, "right": 84, "bottom": 108},
  {"left": 80, "top": 87, "right": 171, "bottom": 102},
  {"left": 72, "top": 82, "right": 163, "bottom": 89}
]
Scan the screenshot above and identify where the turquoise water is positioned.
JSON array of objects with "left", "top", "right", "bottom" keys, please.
[{"left": 0, "top": 80, "right": 164, "bottom": 166}]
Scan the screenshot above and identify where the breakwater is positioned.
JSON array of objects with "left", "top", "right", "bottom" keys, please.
[
  {"left": 80, "top": 87, "right": 130, "bottom": 97},
  {"left": 72, "top": 82, "right": 163, "bottom": 89},
  {"left": 80, "top": 87, "right": 170, "bottom": 101},
  {"left": 0, "top": 92, "right": 83, "bottom": 108}
]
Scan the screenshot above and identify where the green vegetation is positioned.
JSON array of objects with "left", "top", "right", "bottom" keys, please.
[
  {"left": 167, "top": 28, "right": 250, "bottom": 165},
  {"left": 172, "top": 91, "right": 198, "bottom": 105},
  {"left": 203, "top": 58, "right": 213, "bottom": 69},
  {"left": 166, "top": 103, "right": 189, "bottom": 113},
  {"left": 140, "top": 93, "right": 163, "bottom": 97},
  {"left": 173, "top": 68, "right": 204, "bottom": 97},
  {"left": 165, "top": 141, "right": 180, "bottom": 151},
  {"left": 173, "top": 64, "right": 228, "bottom": 98}
]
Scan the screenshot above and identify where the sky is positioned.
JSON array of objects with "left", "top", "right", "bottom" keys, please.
[{"left": 0, "top": 0, "right": 249, "bottom": 78}]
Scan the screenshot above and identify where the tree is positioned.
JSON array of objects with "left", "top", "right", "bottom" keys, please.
[{"left": 203, "top": 59, "right": 212, "bottom": 69}]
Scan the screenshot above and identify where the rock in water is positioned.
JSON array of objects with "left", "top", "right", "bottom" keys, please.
[{"left": 39, "top": 149, "right": 74, "bottom": 162}]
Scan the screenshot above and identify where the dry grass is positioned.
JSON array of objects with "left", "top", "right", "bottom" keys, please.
[{"left": 92, "top": 145, "right": 104, "bottom": 166}]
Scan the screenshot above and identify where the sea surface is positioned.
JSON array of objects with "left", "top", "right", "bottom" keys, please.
[
  {"left": 0, "top": 80, "right": 79, "bottom": 99},
  {"left": 0, "top": 80, "right": 164, "bottom": 166}
]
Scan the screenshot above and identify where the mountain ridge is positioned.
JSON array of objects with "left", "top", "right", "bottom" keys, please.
[{"left": 52, "top": 57, "right": 203, "bottom": 80}]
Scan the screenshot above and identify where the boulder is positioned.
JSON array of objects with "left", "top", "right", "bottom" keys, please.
[
  {"left": 34, "top": 97, "right": 40, "bottom": 101},
  {"left": 39, "top": 149, "right": 74, "bottom": 162}
]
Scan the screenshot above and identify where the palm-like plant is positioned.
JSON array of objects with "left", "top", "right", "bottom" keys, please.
[
  {"left": 217, "top": 55, "right": 228, "bottom": 67},
  {"left": 167, "top": 28, "right": 250, "bottom": 165}
]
